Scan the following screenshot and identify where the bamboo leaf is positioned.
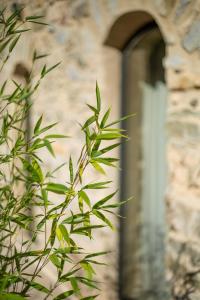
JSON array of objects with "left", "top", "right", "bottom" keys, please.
[
  {"left": 96, "top": 133, "right": 127, "bottom": 140},
  {"left": 93, "top": 210, "right": 114, "bottom": 229},
  {"left": 100, "top": 108, "right": 110, "bottom": 129},
  {"left": 26, "top": 15, "right": 44, "bottom": 21},
  {"left": 32, "top": 158, "right": 43, "bottom": 182},
  {"left": 0, "top": 37, "right": 12, "bottom": 53},
  {"left": 59, "top": 224, "right": 70, "bottom": 245},
  {"left": 86, "top": 104, "right": 98, "bottom": 114},
  {"left": 78, "top": 190, "right": 91, "bottom": 208},
  {"left": 46, "top": 183, "right": 69, "bottom": 195},
  {"left": 83, "top": 181, "right": 111, "bottom": 190},
  {"left": 50, "top": 218, "right": 57, "bottom": 246},
  {"left": 91, "top": 160, "right": 106, "bottom": 175},
  {"left": 82, "top": 115, "right": 96, "bottom": 130},
  {"left": 44, "top": 139, "right": 55, "bottom": 157},
  {"left": 92, "top": 143, "right": 121, "bottom": 157},
  {"left": 69, "top": 156, "right": 73, "bottom": 183},
  {"left": 96, "top": 82, "right": 101, "bottom": 113},
  {"left": 29, "top": 281, "right": 49, "bottom": 294},
  {"left": 53, "top": 290, "right": 74, "bottom": 300},
  {"left": 105, "top": 113, "right": 135, "bottom": 128},
  {"left": 50, "top": 253, "right": 61, "bottom": 268},
  {"left": 44, "top": 134, "right": 69, "bottom": 139},
  {"left": 34, "top": 115, "right": 43, "bottom": 135},
  {"left": 9, "top": 35, "right": 20, "bottom": 53},
  {"left": 71, "top": 225, "right": 105, "bottom": 235},
  {"left": 80, "top": 295, "right": 99, "bottom": 300},
  {"left": 70, "top": 278, "right": 80, "bottom": 295},
  {"left": 93, "top": 191, "right": 117, "bottom": 209},
  {"left": 0, "top": 294, "right": 26, "bottom": 300},
  {"left": 41, "top": 62, "right": 61, "bottom": 77},
  {"left": 85, "top": 251, "right": 108, "bottom": 259},
  {"left": 78, "top": 193, "right": 83, "bottom": 213}
]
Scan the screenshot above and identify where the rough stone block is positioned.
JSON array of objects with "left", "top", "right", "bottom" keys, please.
[{"left": 183, "top": 19, "right": 200, "bottom": 52}]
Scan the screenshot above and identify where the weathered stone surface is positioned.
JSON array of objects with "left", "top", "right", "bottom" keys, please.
[
  {"left": 183, "top": 19, "right": 200, "bottom": 52},
  {"left": 175, "top": 0, "right": 191, "bottom": 18},
  {"left": 153, "top": 0, "right": 175, "bottom": 16},
  {"left": 167, "top": 67, "right": 200, "bottom": 90},
  {"left": 164, "top": 54, "right": 186, "bottom": 69}
]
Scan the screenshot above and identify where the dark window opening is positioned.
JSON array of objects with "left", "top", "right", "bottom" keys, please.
[{"left": 119, "top": 23, "right": 168, "bottom": 300}]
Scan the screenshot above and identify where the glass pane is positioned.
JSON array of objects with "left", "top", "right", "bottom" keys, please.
[{"left": 120, "top": 27, "right": 168, "bottom": 300}]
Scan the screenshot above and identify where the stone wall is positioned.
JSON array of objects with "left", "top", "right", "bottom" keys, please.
[{"left": 1, "top": 0, "right": 200, "bottom": 299}]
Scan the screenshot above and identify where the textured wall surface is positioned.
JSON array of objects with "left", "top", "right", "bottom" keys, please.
[{"left": 1, "top": 0, "right": 200, "bottom": 299}]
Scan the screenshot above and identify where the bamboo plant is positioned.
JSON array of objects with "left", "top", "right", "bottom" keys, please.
[{"left": 0, "top": 7, "right": 130, "bottom": 300}]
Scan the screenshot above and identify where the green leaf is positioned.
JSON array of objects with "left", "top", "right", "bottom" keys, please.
[
  {"left": 62, "top": 213, "right": 86, "bottom": 225},
  {"left": 50, "top": 218, "right": 57, "bottom": 246},
  {"left": 9, "top": 35, "right": 20, "bottom": 53},
  {"left": 91, "top": 160, "right": 106, "bottom": 175},
  {"left": 105, "top": 113, "right": 135, "bottom": 128},
  {"left": 0, "top": 81, "right": 7, "bottom": 96},
  {"left": 29, "top": 281, "right": 49, "bottom": 294},
  {"left": 44, "top": 134, "right": 69, "bottom": 139},
  {"left": 96, "top": 133, "right": 127, "bottom": 140},
  {"left": 78, "top": 190, "right": 91, "bottom": 208},
  {"left": 59, "top": 268, "right": 81, "bottom": 283},
  {"left": 0, "top": 37, "right": 12, "bottom": 53},
  {"left": 101, "top": 197, "right": 132, "bottom": 209},
  {"left": 26, "top": 15, "right": 44, "bottom": 20},
  {"left": 46, "top": 183, "right": 69, "bottom": 195},
  {"left": 71, "top": 225, "right": 105, "bottom": 235},
  {"left": 78, "top": 193, "right": 83, "bottom": 213},
  {"left": 69, "top": 156, "right": 73, "bottom": 183},
  {"left": 92, "top": 143, "right": 121, "bottom": 157},
  {"left": 6, "top": 9, "right": 21, "bottom": 24},
  {"left": 34, "top": 115, "right": 43, "bottom": 135},
  {"left": 83, "top": 181, "right": 111, "bottom": 190},
  {"left": 93, "top": 191, "right": 117, "bottom": 209},
  {"left": 70, "top": 277, "right": 80, "bottom": 295},
  {"left": 41, "top": 62, "right": 61, "bottom": 77},
  {"left": 14, "top": 247, "right": 20, "bottom": 273},
  {"left": 76, "top": 277, "right": 99, "bottom": 290},
  {"left": 80, "top": 295, "right": 99, "bottom": 300},
  {"left": 59, "top": 224, "right": 70, "bottom": 245},
  {"left": 86, "top": 104, "right": 98, "bottom": 114},
  {"left": 44, "top": 139, "right": 55, "bottom": 157},
  {"left": 96, "top": 82, "right": 101, "bottom": 113},
  {"left": 81, "top": 262, "right": 95, "bottom": 279},
  {"left": 35, "top": 122, "right": 58, "bottom": 136},
  {"left": 100, "top": 108, "right": 110, "bottom": 129},
  {"left": 21, "top": 158, "right": 41, "bottom": 183},
  {"left": 53, "top": 290, "right": 74, "bottom": 300},
  {"left": 27, "top": 20, "right": 48, "bottom": 26},
  {"left": 85, "top": 251, "right": 108, "bottom": 259},
  {"left": 82, "top": 115, "right": 96, "bottom": 129},
  {"left": 93, "top": 210, "right": 114, "bottom": 229},
  {"left": 50, "top": 253, "right": 61, "bottom": 268},
  {"left": 41, "top": 188, "right": 48, "bottom": 207},
  {"left": 0, "top": 293, "right": 26, "bottom": 300},
  {"left": 41, "top": 64, "right": 47, "bottom": 78},
  {"left": 94, "top": 157, "right": 118, "bottom": 167},
  {"left": 33, "top": 50, "right": 49, "bottom": 61},
  {"left": 32, "top": 158, "right": 43, "bottom": 182},
  {"left": 85, "top": 127, "right": 91, "bottom": 156}
]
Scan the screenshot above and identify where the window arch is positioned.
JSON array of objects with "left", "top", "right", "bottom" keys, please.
[{"left": 105, "top": 13, "right": 168, "bottom": 300}]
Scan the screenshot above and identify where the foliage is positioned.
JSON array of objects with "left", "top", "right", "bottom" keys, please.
[{"left": 0, "top": 7, "right": 129, "bottom": 300}]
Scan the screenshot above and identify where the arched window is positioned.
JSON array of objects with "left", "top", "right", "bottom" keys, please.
[{"left": 119, "top": 23, "right": 168, "bottom": 300}]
